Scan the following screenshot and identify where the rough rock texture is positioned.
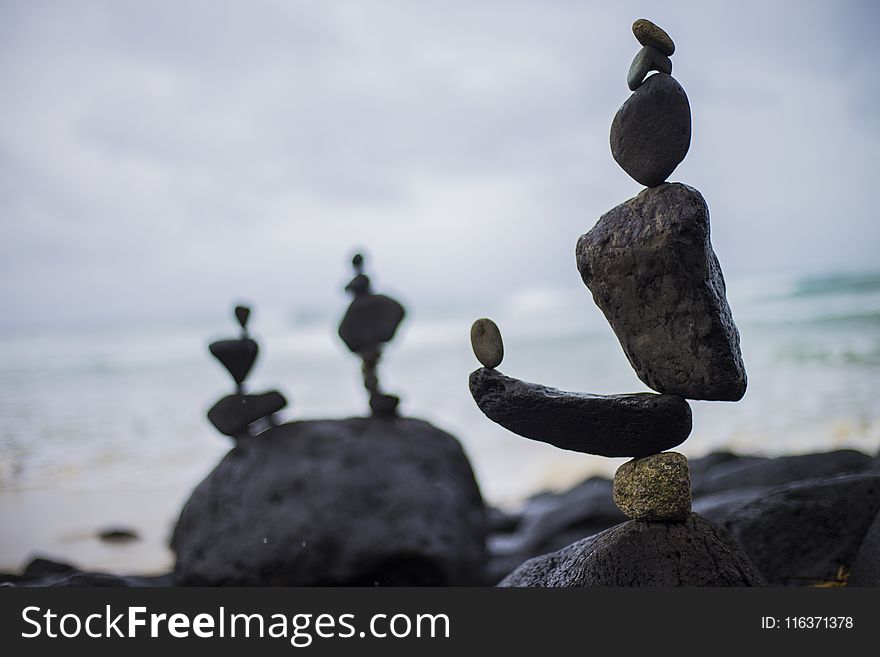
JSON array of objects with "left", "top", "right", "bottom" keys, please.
[
  {"left": 500, "top": 513, "right": 763, "bottom": 587},
  {"left": 633, "top": 18, "right": 675, "bottom": 56},
  {"left": 469, "top": 367, "right": 691, "bottom": 457},
  {"left": 172, "top": 417, "right": 487, "bottom": 586},
  {"left": 691, "top": 449, "right": 872, "bottom": 496},
  {"left": 721, "top": 473, "right": 880, "bottom": 586},
  {"left": 470, "top": 318, "right": 504, "bottom": 368},
  {"left": 487, "top": 477, "right": 626, "bottom": 584},
  {"left": 577, "top": 183, "right": 746, "bottom": 401},
  {"left": 610, "top": 73, "right": 690, "bottom": 187},
  {"left": 207, "top": 390, "right": 287, "bottom": 438},
  {"left": 208, "top": 338, "right": 258, "bottom": 384},
  {"left": 338, "top": 294, "right": 405, "bottom": 353},
  {"left": 613, "top": 452, "right": 691, "bottom": 521},
  {"left": 627, "top": 46, "right": 672, "bottom": 91},
  {"left": 851, "top": 510, "right": 880, "bottom": 586}
]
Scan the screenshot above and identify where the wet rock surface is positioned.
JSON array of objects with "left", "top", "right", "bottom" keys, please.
[{"left": 577, "top": 183, "right": 747, "bottom": 401}]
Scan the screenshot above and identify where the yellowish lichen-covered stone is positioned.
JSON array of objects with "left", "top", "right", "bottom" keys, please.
[{"left": 613, "top": 451, "right": 691, "bottom": 521}]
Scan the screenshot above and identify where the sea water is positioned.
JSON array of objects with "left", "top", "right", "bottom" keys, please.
[{"left": 0, "top": 270, "right": 878, "bottom": 571}]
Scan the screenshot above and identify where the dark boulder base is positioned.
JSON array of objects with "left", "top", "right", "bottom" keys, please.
[
  {"left": 499, "top": 513, "right": 763, "bottom": 587},
  {"left": 577, "top": 183, "right": 746, "bottom": 401},
  {"left": 720, "top": 473, "right": 880, "bottom": 586},
  {"left": 610, "top": 73, "right": 690, "bottom": 187},
  {"left": 172, "top": 417, "right": 487, "bottom": 586},
  {"left": 469, "top": 367, "right": 691, "bottom": 457},
  {"left": 851, "top": 510, "right": 880, "bottom": 586}
]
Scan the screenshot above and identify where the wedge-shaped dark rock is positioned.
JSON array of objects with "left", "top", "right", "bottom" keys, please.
[
  {"left": 207, "top": 390, "right": 287, "bottom": 438},
  {"left": 577, "top": 183, "right": 747, "bottom": 401},
  {"left": 209, "top": 338, "right": 258, "bottom": 384},
  {"left": 469, "top": 367, "right": 691, "bottom": 457}
]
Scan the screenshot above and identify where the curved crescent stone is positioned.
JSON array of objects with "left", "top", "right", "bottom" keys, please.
[{"left": 469, "top": 367, "right": 692, "bottom": 457}]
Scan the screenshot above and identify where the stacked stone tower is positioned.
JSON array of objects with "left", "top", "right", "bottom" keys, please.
[
  {"left": 206, "top": 304, "right": 287, "bottom": 439},
  {"left": 469, "top": 20, "right": 756, "bottom": 585}
]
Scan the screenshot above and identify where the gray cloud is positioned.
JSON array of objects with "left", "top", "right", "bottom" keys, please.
[{"left": 0, "top": 0, "right": 877, "bottom": 328}]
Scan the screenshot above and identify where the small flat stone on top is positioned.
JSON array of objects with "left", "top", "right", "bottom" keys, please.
[
  {"left": 627, "top": 45, "right": 672, "bottom": 91},
  {"left": 470, "top": 318, "right": 504, "bottom": 368},
  {"left": 632, "top": 18, "right": 675, "bottom": 56},
  {"left": 613, "top": 452, "right": 691, "bottom": 521}
]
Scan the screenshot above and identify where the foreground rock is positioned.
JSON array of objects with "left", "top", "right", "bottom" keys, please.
[
  {"left": 172, "top": 417, "right": 487, "bottom": 586},
  {"left": 487, "top": 477, "right": 626, "bottom": 584},
  {"left": 576, "top": 183, "right": 746, "bottom": 401},
  {"left": 851, "top": 510, "right": 880, "bottom": 586},
  {"left": 469, "top": 367, "right": 691, "bottom": 457},
  {"left": 500, "top": 513, "right": 763, "bottom": 587},
  {"left": 720, "top": 473, "right": 880, "bottom": 586}
]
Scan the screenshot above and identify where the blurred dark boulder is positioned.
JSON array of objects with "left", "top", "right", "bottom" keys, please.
[{"left": 172, "top": 417, "right": 486, "bottom": 585}]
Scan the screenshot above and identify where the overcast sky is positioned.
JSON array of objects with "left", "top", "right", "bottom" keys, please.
[{"left": 1, "top": 0, "right": 878, "bottom": 328}]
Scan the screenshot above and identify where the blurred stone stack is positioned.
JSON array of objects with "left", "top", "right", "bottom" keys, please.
[
  {"left": 470, "top": 19, "right": 757, "bottom": 586},
  {"left": 206, "top": 305, "right": 287, "bottom": 439}
]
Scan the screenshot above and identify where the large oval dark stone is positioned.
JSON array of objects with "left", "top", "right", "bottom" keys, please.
[{"left": 610, "top": 73, "right": 691, "bottom": 187}]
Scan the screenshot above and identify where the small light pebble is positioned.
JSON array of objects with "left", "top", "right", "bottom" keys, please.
[
  {"left": 612, "top": 451, "right": 691, "bottom": 521},
  {"left": 627, "top": 45, "right": 672, "bottom": 91},
  {"left": 632, "top": 18, "right": 675, "bottom": 57},
  {"left": 470, "top": 318, "right": 504, "bottom": 368}
]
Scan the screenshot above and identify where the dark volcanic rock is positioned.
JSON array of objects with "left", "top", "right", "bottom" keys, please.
[
  {"left": 469, "top": 367, "right": 691, "bottom": 457},
  {"left": 208, "top": 338, "right": 258, "bottom": 384},
  {"left": 610, "top": 73, "right": 690, "bottom": 187},
  {"left": 172, "top": 417, "right": 487, "bottom": 586},
  {"left": 207, "top": 390, "right": 287, "bottom": 438},
  {"left": 500, "top": 513, "right": 763, "bottom": 587},
  {"left": 487, "top": 477, "right": 625, "bottom": 584},
  {"left": 720, "top": 473, "right": 880, "bottom": 586},
  {"left": 338, "top": 294, "right": 405, "bottom": 353},
  {"left": 576, "top": 183, "right": 746, "bottom": 401},
  {"left": 851, "top": 510, "right": 880, "bottom": 586},
  {"left": 691, "top": 449, "right": 873, "bottom": 496}
]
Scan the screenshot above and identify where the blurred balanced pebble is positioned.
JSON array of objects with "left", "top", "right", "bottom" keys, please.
[
  {"left": 234, "top": 304, "right": 251, "bottom": 333},
  {"left": 612, "top": 452, "right": 692, "bottom": 521},
  {"left": 470, "top": 318, "right": 504, "bottom": 369}
]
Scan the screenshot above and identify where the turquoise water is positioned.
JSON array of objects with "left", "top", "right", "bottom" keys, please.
[{"left": 0, "top": 270, "right": 878, "bottom": 506}]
